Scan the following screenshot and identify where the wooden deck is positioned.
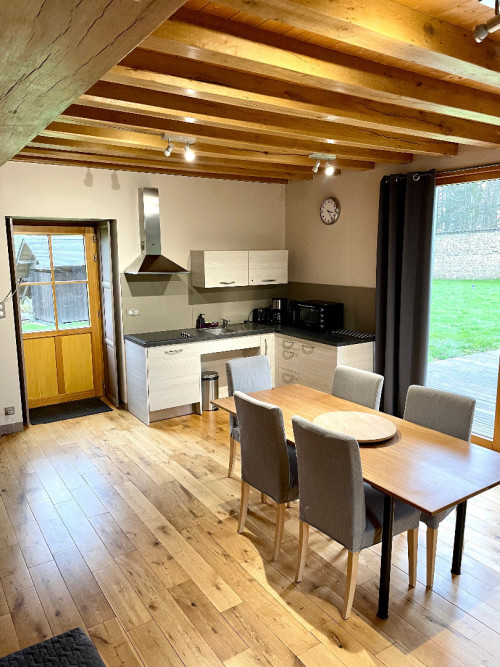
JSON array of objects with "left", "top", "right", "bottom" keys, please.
[
  {"left": 427, "top": 349, "right": 499, "bottom": 440},
  {"left": 0, "top": 407, "right": 499, "bottom": 665}
]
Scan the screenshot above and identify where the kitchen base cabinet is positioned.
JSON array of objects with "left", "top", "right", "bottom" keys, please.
[{"left": 276, "top": 334, "right": 374, "bottom": 393}]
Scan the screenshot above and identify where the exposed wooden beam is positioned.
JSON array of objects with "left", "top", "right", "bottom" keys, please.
[
  {"left": 12, "top": 155, "right": 288, "bottom": 184},
  {"left": 142, "top": 12, "right": 500, "bottom": 125},
  {"left": 61, "top": 105, "right": 413, "bottom": 164},
  {"left": 80, "top": 81, "right": 458, "bottom": 156},
  {"left": 217, "top": 0, "right": 500, "bottom": 87},
  {"left": 18, "top": 148, "right": 313, "bottom": 181},
  {"left": 113, "top": 51, "right": 500, "bottom": 148},
  {"left": 41, "top": 122, "right": 375, "bottom": 170},
  {"left": 0, "top": 0, "right": 186, "bottom": 165}
]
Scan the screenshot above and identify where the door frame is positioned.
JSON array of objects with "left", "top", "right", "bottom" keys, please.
[{"left": 6, "top": 217, "right": 122, "bottom": 424}]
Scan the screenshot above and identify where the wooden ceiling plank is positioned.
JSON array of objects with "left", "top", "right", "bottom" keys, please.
[
  {"left": 0, "top": 0, "right": 187, "bottom": 166},
  {"left": 217, "top": 0, "right": 500, "bottom": 86},
  {"left": 80, "top": 81, "right": 458, "bottom": 156},
  {"left": 142, "top": 12, "right": 500, "bottom": 124},
  {"left": 111, "top": 51, "right": 500, "bottom": 148},
  {"left": 60, "top": 105, "right": 413, "bottom": 164},
  {"left": 12, "top": 155, "right": 289, "bottom": 184}
]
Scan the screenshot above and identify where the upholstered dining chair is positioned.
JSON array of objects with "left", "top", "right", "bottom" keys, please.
[
  {"left": 331, "top": 365, "right": 384, "bottom": 411},
  {"left": 226, "top": 355, "right": 273, "bottom": 477},
  {"left": 292, "top": 416, "right": 420, "bottom": 619},
  {"left": 233, "top": 391, "right": 299, "bottom": 561},
  {"left": 404, "top": 385, "right": 476, "bottom": 588}
]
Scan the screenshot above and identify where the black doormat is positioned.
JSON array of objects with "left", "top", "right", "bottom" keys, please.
[{"left": 29, "top": 397, "right": 112, "bottom": 425}]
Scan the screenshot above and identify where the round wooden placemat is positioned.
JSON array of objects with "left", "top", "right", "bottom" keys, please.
[{"left": 313, "top": 411, "right": 397, "bottom": 443}]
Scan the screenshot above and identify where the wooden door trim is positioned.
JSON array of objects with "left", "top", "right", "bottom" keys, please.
[{"left": 85, "top": 231, "right": 104, "bottom": 399}]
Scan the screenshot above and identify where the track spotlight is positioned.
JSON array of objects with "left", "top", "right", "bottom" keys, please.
[
  {"left": 312, "top": 160, "right": 321, "bottom": 174},
  {"left": 473, "top": 12, "right": 500, "bottom": 42},
  {"left": 184, "top": 141, "right": 196, "bottom": 162},
  {"left": 325, "top": 161, "right": 334, "bottom": 176},
  {"left": 164, "top": 139, "right": 173, "bottom": 157}
]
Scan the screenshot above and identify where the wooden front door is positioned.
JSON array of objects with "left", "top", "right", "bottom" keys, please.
[{"left": 14, "top": 225, "right": 104, "bottom": 409}]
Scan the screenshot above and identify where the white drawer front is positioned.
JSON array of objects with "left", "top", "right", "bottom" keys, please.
[
  {"left": 199, "top": 335, "right": 261, "bottom": 355},
  {"left": 149, "top": 375, "right": 200, "bottom": 412},
  {"left": 278, "top": 337, "right": 299, "bottom": 372},
  {"left": 148, "top": 344, "right": 201, "bottom": 410},
  {"left": 277, "top": 367, "right": 300, "bottom": 386}
]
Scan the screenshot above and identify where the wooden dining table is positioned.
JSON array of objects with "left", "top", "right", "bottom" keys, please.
[{"left": 212, "top": 383, "right": 500, "bottom": 620}]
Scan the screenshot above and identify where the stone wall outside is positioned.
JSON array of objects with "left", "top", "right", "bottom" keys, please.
[{"left": 433, "top": 229, "right": 500, "bottom": 280}]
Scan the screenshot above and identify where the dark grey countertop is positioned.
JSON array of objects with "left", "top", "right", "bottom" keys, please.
[{"left": 124, "top": 323, "right": 375, "bottom": 348}]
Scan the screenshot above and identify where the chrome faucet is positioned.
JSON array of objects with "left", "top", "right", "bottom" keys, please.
[{"left": 221, "top": 318, "right": 229, "bottom": 329}]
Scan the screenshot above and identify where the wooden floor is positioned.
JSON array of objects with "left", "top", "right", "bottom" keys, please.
[{"left": 0, "top": 407, "right": 499, "bottom": 666}]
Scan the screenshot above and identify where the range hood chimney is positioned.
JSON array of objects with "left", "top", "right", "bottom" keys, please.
[{"left": 124, "top": 187, "right": 189, "bottom": 275}]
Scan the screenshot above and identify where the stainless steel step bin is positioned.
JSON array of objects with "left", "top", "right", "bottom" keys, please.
[{"left": 201, "top": 371, "right": 219, "bottom": 411}]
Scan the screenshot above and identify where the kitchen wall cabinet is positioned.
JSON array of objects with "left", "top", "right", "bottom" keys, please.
[
  {"left": 191, "top": 250, "right": 288, "bottom": 288},
  {"left": 191, "top": 250, "right": 249, "bottom": 288},
  {"left": 248, "top": 250, "right": 288, "bottom": 286},
  {"left": 275, "top": 334, "right": 374, "bottom": 393}
]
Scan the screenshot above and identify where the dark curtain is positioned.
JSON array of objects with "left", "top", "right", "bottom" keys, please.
[{"left": 375, "top": 170, "right": 436, "bottom": 416}]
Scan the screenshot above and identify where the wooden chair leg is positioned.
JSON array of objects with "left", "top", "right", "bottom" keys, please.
[
  {"left": 261, "top": 492, "right": 267, "bottom": 503},
  {"left": 286, "top": 501, "right": 292, "bottom": 508},
  {"left": 238, "top": 481, "right": 250, "bottom": 534},
  {"left": 342, "top": 551, "right": 359, "bottom": 620},
  {"left": 426, "top": 526, "right": 438, "bottom": 589},
  {"left": 273, "top": 503, "right": 286, "bottom": 561},
  {"left": 295, "top": 521, "right": 310, "bottom": 582},
  {"left": 228, "top": 436, "right": 236, "bottom": 477},
  {"left": 408, "top": 527, "right": 418, "bottom": 588}
]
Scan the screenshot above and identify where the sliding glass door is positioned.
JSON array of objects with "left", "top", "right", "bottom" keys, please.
[{"left": 426, "top": 176, "right": 500, "bottom": 450}]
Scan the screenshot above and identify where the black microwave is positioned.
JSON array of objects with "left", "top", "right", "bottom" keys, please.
[{"left": 290, "top": 300, "right": 344, "bottom": 331}]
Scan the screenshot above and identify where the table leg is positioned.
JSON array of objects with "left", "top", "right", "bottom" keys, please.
[
  {"left": 377, "top": 494, "right": 395, "bottom": 620},
  {"left": 452, "top": 501, "right": 467, "bottom": 575}
]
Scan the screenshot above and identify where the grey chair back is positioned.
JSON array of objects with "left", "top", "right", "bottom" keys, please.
[
  {"left": 226, "top": 355, "right": 273, "bottom": 432},
  {"left": 404, "top": 385, "right": 475, "bottom": 441},
  {"left": 234, "top": 391, "right": 291, "bottom": 503},
  {"left": 332, "top": 366, "right": 384, "bottom": 410},
  {"left": 292, "top": 416, "right": 367, "bottom": 552}
]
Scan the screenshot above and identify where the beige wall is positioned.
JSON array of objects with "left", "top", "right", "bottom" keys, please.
[{"left": 0, "top": 161, "right": 285, "bottom": 425}]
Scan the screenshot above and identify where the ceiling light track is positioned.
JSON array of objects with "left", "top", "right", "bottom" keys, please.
[
  {"left": 162, "top": 134, "right": 196, "bottom": 162},
  {"left": 309, "top": 153, "right": 341, "bottom": 177}
]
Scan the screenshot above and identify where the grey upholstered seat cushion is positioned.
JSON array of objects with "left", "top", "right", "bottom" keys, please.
[
  {"left": 226, "top": 356, "right": 273, "bottom": 441},
  {"left": 331, "top": 366, "right": 384, "bottom": 410},
  {"left": 234, "top": 391, "right": 299, "bottom": 503},
  {"left": 292, "top": 416, "right": 419, "bottom": 553},
  {"left": 404, "top": 385, "right": 475, "bottom": 528},
  {"left": 0, "top": 627, "right": 105, "bottom": 666}
]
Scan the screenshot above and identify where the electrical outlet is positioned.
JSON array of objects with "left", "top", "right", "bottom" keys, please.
[
  {"left": 0, "top": 303, "right": 5, "bottom": 319},
  {"left": 4, "top": 407, "right": 15, "bottom": 416}
]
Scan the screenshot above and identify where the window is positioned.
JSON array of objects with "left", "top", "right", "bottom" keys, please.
[{"left": 426, "top": 177, "right": 500, "bottom": 443}]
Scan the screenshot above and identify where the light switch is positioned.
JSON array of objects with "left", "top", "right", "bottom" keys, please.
[{"left": 127, "top": 309, "right": 140, "bottom": 317}]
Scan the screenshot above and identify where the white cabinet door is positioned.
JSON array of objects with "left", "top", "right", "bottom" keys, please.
[
  {"left": 191, "top": 251, "right": 248, "bottom": 288},
  {"left": 338, "top": 342, "right": 374, "bottom": 372},
  {"left": 148, "top": 344, "right": 201, "bottom": 412},
  {"left": 298, "top": 342, "right": 338, "bottom": 393},
  {"left": 248, "top": 250, "right": 288, "bottom": 285}
]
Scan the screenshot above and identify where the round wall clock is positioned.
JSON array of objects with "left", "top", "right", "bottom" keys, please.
[{"left": 320, "top": 197, "right": 341, "bottom": 225}]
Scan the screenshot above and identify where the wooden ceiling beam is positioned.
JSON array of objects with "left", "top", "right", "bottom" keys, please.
[
  {"left": 142, "top": 12, "right": 500, "bottom": 125},
  {"left": 18, "top": 148, "right": 313, "bottom": 181},
  {"left": 61, "top": 105, "right": 413, "bottom": 164},
  {"left": 41, "top": 122, "right": 375, "bottom": 170},
  {"left": 113, "top": 51, "right": 500, "bottom": 148},
  {"left": 12, "top": 155, "right": 288, "bottom": 184},
  {"left": 216, "top": 0, "right": 500, "bottom": 87},
  {"left": 80, "top": 81, "right": 458, "bottom": 156},
  {"left": 0, "top": 0, "right": 187, "bottom": 165}
]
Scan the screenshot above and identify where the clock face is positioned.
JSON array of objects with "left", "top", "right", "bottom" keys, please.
[{"left": 320, "top": 197, "right": 341, "bottom": 225}]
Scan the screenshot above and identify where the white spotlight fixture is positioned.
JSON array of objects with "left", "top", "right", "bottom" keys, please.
[
  {"left": 163, "top": 139, "right": 173, "bottom": 157},
  {"left": 184, "top": 141, "right": 196, "bottom": 162},
  {"left": 312, "top": 160, "right": 320, "bottom": 174},
  {"left": 325, "top": 161, "right": 334, "bottom": 176},
  {"left": 474, "top": 12, "right": 500, "bottom": 42},
  {"left": 309, "top": 152, "right": 337, "bottom": 176}
]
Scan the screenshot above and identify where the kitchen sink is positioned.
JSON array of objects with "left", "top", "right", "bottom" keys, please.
[{"left": 205, "top": 327, "right": 237, "bottom": 336}]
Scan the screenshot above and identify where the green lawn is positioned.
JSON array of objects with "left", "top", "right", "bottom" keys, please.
[
  {"left": 428, "top": 279, "right": 500, "bottom": 361},
  {"left": 22, "top": 321, "right": 88, "bottom": 333}
]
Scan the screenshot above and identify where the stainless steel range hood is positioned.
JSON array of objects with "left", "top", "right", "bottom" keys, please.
[{"left": 124, "top": 187, "right": 189, "bottom": 275}]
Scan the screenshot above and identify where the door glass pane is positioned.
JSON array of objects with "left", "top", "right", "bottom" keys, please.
[
  {"left": 55, "top": 282, "right": 90, "bottom": 330},
  {"left": 51, "top": 235, "right": 87, "bottom": 281},
  {"left": 18, "top": 284, "right": 56, "bottom": 333},
  {"left": 427, "top": 178, "right": 500, "bottom": 440},
  {"left": 14, "top": 234, "right": 52, "bottom": 284}
]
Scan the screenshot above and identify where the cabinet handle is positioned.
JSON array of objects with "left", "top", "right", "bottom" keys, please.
[
  {"left": 282, "top": 372, "right": 295, "bottom": 384},
  {"left": 282, "top": 340, "right": 294, "bottom": 350},
  {"left": 219, "top": 281, "right": 235, "bottom": 285},
  {"left": 262, "top": 279, "right": 276, "bottom": 282},
  {"left": 164, "top": 349, "right": 183, "bottom": 354},
  {"left": 265, "top": 339, "right": 268, "bottom": 356},
  {"left": 301, "top": 345, "right": 314, "bottom": 354},
  {"left": 282, "top": 350, "right": 296, "bottom": 360}
]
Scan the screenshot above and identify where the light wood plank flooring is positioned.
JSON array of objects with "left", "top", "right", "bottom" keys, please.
[{"left": 0, "top": 406, "right": 499, "bottom": 666}]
